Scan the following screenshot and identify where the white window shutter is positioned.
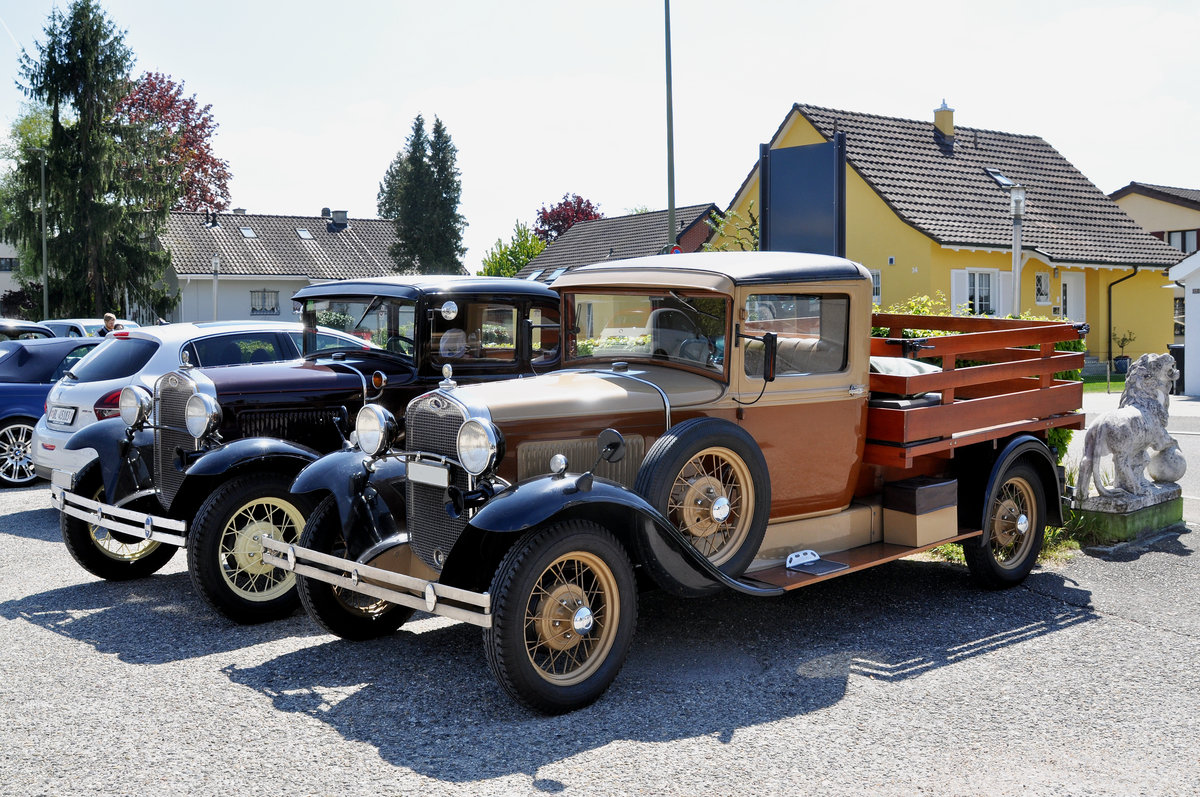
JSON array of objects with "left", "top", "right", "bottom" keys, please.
[
  {"left": 998, "top": 271, "right": 1013, "bottom": 317},
  {"left": 950, "top": 270, "right": 967, "bottom": 315}
]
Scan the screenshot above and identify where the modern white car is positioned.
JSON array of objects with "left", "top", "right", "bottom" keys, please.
[
  {"left": 31, "top": 320, "right": 372, "bottom": 480},
  {"left": 39, "top": 318, "right": 141, "bottom": 337}
]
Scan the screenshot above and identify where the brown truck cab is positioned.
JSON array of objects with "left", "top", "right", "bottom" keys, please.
[{"left": 265, "top": 251, "right": 1086, "bottom": 714}]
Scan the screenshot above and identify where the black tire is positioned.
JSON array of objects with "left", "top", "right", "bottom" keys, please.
[
  {"left": 634, "top": 417, "right": 770, "bottom": 578},
  {"left": 187, "top": 473, "right": 315, "bottom": 624},
  {"left": 297, "top": 495, "right": 415, "bottom": 640},
  {"left": 962, "top": 462, "right": 1046, "bottom": 588},
  {"left": 0, "top": 417, "right": 37, "bottom": 487},
  {"left": 60, "top": 478, "right": 177, "bottom": 581},
  {"left": 484, "top": 520, "right": 637, "bottom": 715}
]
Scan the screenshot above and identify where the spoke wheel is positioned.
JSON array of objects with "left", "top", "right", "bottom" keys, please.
[
  {"left": 485, "top": 521, "right": 636, "bottom": 714},
  {"left": 0, "top": 419, "right": 36, "bottom": 487},
  {"left": 963, "top": 461, "right": 1046, "bottom": 589},
  {"left": 61, "top": 474, "right": 177, "bottom": 581},
  {"left": 665, "top": 446, "right": 753, "bottom": 567},
  {"left": 297, "top": 495, "right": 414, "bottom": 640},
  {"left": 189, "top": 474, "right": 315, "bottom": 624}
]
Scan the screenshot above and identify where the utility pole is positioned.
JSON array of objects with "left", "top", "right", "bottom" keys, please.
[{"left": 664, "top": 0, "right": 676, "bottom": 252}]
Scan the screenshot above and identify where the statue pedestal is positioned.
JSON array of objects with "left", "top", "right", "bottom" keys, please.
[{"left": 1071, "top": 483, "right": 1183, "bottom": 543}]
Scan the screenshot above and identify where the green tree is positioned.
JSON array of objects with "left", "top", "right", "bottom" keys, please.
[
  {"left": 703, "top": 200, "right": 759, "bottom": 252},
  {"left": 479, "top": 221, "right": 546, "bottom": 277},
  {"left": 8, "top": 0, "right": 180, "bottom": 318},
  {"left": 0, "top": 103, "right": 52, "bottom": 304},
  {"left": 378, "top": 114, "right": 466, "bottom": 274}
]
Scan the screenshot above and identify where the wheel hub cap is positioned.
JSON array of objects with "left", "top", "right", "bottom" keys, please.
[
  {"left": 572, "top": 605, "right": 595, "bottom": 635},
  {"left": 681, "top": 475, "right": 728, "bottom": 536},
  {"left": 537, "top": 583, "right": 589, "bottom": 651},
  {"left": 231, "top": 520, "right": 278, "bottom": 575}
]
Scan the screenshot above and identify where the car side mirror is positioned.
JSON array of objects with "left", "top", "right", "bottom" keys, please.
[
  {"left": 762, "top": 332, "right": 778, "bottom": 383},
  {"left": 597, "top": 428, "right": 626, "bottom": 464}
]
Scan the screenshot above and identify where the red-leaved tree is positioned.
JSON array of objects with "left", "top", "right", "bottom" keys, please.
[
  {"left": 533, "top": 193, "right": 603, "bottom": 242},
  {"left": 116, "top": 71, "right": 232, "bottom": 211}
]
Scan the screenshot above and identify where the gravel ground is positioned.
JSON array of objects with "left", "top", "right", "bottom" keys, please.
[{"left": 2, "top": 482, "right": 1198, "bottom": 796}]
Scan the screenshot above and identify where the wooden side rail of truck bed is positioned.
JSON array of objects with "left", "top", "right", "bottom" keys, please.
[{"left": 864, "top": 313, "right": 1088, "bottom": 468}]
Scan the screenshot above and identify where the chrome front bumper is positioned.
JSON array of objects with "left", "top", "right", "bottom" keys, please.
[
  {"left": 260, "top": 536, "right": 492, "bottom": 628},
  {"left": 51, "top": 481, "right": 188, "bottom": 548}
]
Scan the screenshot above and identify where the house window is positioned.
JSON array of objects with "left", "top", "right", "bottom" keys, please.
[
  {"left": 0, "top": 257, "right": 16, "bottom": 272},
  {"left": 1175, "top": 296, "right": 1185, "bottom": 337},
  {"left": 547, "top": 267, "right": 569, "bottom": 283},
  {"left": 239, "top": 226, "right": 257, "bottom": 239},
  {"left": 250, "top": 289, "right": 279, "bottom": 316},
  {"left": 1166, "top": 230, "right": 1198, "bottom": 254},
  {"left": 869, "top": 270, "right": 881, "bottom": 306},
  {"left": 525, "top": 269, "right": 545, "bottom": 281},
  {"left": 966, "top": 270, "right": 995, "bottom": 315},
  {"left": 1035, "top": 272, "right": 1050, "bottom": 305},
  {"left": 295, "top": 228, "right": 313, "bottom": 240}
]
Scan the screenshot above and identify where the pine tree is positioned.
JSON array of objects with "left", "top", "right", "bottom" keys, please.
[
  {"left": 10, "top": 0, "right": 180, "bottom": 318},
  {"left": 378, "top": 114, "right": 465, "bottom": 275}
]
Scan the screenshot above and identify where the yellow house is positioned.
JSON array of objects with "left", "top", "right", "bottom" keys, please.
[
  {"left": 1110, "top": 182, "right": 1200, "bottom": 343},
  {"left": 721, "top": 103, "right": 1184, "bottom": 362}
]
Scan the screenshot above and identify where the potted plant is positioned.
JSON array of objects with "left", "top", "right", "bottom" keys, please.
[{"left": 1112, "top": 328, "right": 1136, "bottom": 373}]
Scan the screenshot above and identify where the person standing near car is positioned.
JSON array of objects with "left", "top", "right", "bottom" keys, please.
[{"left": 97, "top": 313, "right": 117, "bottom": 337}]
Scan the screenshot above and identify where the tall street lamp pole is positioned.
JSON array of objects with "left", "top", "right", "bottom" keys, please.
[
  {"left": 664, "top": 0, "right": 676, "bottom": 252},
  {"left": 31, "top": 147, "right": 49, "bottom": 320},
  {"left": 1010, "top": 184, "right": 1025, "bottom": 317}
]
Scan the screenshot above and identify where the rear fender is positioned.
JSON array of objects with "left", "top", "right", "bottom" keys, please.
[
  {"left": 985, "top": 435, "right": 1063, "bottom": 528},
  {"left": 439, "top": 473, "right": 783, "bottom": 598}
]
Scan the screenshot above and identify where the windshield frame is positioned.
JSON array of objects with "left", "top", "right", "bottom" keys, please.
[{"left": 300, "top": 295, "right": 418, "bottom": 359}]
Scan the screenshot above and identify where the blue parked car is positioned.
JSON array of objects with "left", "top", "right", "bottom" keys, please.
[{"left": 0, "top": 337, "right": 100, "bottom": 487}]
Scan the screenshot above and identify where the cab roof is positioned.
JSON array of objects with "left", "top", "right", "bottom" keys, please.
[
  {"left": 552, "top": 251, "right": 869, "bottom": 292},
  {"left": 292, "top": 275, "right": 559, "bottom": 303}
]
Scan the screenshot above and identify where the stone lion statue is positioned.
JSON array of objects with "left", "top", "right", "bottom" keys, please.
[{"left": 1076, "top": 352, "right": 1184, "bottom": 499}]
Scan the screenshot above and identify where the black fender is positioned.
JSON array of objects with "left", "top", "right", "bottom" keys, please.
[
  {"left": 980, "top": 434, "right": 1063, "bottom": 531},
  {"left": 184, "top": 437, "right": 322, "bottom": 479},
  {"left": 64, "top": 418, "right": 154, "bottom": 503},
  {"left": 439, "top": 473, "right": 783, "bottom": 598},
  {"left": 291, "top": 451, "right": 407, "bottom": 546}
]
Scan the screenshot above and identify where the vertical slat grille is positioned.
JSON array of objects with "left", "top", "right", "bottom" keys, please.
[
  {"left": 405, "top": 394, "right": 468, "bottom": 570},
  {"left": 155, "top": 371, "right": 198, "bottom": 511}
]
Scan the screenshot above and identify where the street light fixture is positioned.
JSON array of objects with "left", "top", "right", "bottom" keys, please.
[
  {"left": 986, "top": 168, "right": 1025, "bottom": 316},
  {"left": 30, "top": 147, "right": 49, "bottom": 321}
]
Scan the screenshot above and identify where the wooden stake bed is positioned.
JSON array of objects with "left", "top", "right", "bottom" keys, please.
[
  {"left": 865, "top": 313, "right": 1087, "bottom": 468},
  {"left": 744, "top": 530, "right": 984, "bottom": 591}
]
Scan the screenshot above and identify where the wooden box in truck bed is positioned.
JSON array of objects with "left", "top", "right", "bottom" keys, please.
[{"left": 864, "top": 313, "right": 1087, "bottom": 468}]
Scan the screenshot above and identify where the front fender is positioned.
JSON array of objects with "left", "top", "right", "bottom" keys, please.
[
  {"left": 183, "top": 437, "right": 322, "bottom": 478},
  {"left": 64, "top": 419, "right": 153, "bottom": 502},
  {"left": 444, "top": 473, "right": 782, "bottom": 598},
  {"left": 291, "top": 451, "right": 407, "bottom": 539}
]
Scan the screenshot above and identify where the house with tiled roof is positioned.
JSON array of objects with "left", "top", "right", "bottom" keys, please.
[
  {"left": 516, "top": 203, "right": 717, "bottom": 284},
  {"left": 1110, "top": 182, "right": 1200, "bottom": 344},
  {"left": 722, "top": 103, "right": 1184, "bottom": 362},
  {"left": 158, "top": 209, "right": 398, "bottom": 322}
]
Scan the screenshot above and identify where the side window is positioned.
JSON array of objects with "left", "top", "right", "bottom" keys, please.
[
  {"left": 743, "top": 293, "right": 849, "bottom": 377},
  {"left": 193, "top": 333, "right": 286, "bottom": 366},
  {"left": 531, "top": 307, "right": 561, "bottom": 364},
  {"left": 432, "top": 302, "right": 518, "bottom": 364},
  {"left": 51, "top": 345, "right": 96, "bottom": 380}
]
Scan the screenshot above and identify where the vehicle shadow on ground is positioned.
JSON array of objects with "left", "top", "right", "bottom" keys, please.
[
  {"left": 0, "top": 572, "right": 321, "bottom": 663},
  {"left": 224, "top": 560, "right": 1096, "bottom": 787},
  {"left": 0, "top": 507, "right": 62, "bottom": 542}
]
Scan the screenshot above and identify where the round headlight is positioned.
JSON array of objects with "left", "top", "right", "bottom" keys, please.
[
  {"left": 356, "top": 404, "right": 398, "bottom": 457},
  {"left": 184, "top": 393, "right": 222, "bottom": 438},
  {"left": 118, "top": 386, "right": 153, "bottom": 427},
  {"left": 456, "top": 418, "right": 502, "bottom": 476}
]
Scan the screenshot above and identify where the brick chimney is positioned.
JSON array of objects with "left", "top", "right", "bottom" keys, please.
[{"left": 934, "top": 99, "right": 955, "bottom": 153}]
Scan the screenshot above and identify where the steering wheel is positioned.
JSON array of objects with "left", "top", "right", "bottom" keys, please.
[{"left": 386, "top": 335, "right": 415, "bottom": 357}]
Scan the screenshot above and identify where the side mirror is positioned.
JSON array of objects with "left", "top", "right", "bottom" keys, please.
[
  {"left": 762, "top": 332, "right": 778, "bottom": 383},
  {"left": 597, "top": 428, "right": 626, "bottom": 464}
]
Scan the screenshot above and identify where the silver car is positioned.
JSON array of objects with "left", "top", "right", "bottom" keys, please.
[{"left": 32, "top": 320, "right": 368, "bottom": 479}]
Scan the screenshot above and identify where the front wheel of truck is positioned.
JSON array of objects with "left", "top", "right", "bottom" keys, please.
[
  {"left": 963, "top": 462, "right": 1046, "bottom": 588},
  {"left": 188, "top": 474, "right": 314, "bottom": 624},
  {"left": 60, "top": 479, "right": 177, "bottom": 581},
  {"left": 484, "top": 521, "right": 637, "bottom": 715},
  {"left": 297, "top": 495, "right": 415, "bottom": 640}
]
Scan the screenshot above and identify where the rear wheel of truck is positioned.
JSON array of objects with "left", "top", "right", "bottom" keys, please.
[
  {"left": 60, "top": 477, "right": 177, "bottom": 581},
  {"left": 963, "top": 462, "right": 1046, "bottom": 588},
  {"left": 635, "top": 417, "right": 770, "bottom": 579},
  {"left": 484, "top": 520, "right": 637, "bottom": 715},
  {"left": 188, "top": 474, "right": 314, "bottom": 624},
  {"left": 297, "top": 495, "right": 415, "bottom": 640}
]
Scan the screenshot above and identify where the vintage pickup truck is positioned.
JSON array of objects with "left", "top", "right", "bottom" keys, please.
[
  {"left": 263, "top": 251, "right": 1086, "bottom": 713},
  {"left": 50, "top": 276, "right": 559, "bottom": 623}
]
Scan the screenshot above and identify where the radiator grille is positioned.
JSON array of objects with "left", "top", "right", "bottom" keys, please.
[
  {"left": 238, "top": 408, "right": 341, "bottom": 440},
  {"left": 405, "top": 394, "right": 469, "bottom": 570},
  {"left": 154, "top": 371, "right": 199, "bottom": 511}
]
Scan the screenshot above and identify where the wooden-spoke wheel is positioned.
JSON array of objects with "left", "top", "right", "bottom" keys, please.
[{"left": 486, "top": 521, "right": 637, "bottom": 714}]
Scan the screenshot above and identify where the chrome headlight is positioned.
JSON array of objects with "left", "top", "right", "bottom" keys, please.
[
  {"left": 356, "top": 404, "right": 398, "bottom": 457},
  {"left": 456, "top": 418, "right": 503, "bottom": 476},
  {"left": 184, "top": 393, "right": 222, "bottom": 438},
  {"left": 118, "top": 386, "right": 153, "bottom": 427}
]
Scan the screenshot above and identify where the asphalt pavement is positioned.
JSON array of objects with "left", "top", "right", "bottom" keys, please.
[{"left": 1, "top": 400, "right": 1198, "bottom": 795}]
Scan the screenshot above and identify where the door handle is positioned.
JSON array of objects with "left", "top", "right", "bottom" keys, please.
[{"left": 848, "top": 384, "right": 866, "bottom": 397}]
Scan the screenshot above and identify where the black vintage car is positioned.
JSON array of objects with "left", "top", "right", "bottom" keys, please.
[{"left": 51, "top": 276, "right": 560, "bottom": 623}]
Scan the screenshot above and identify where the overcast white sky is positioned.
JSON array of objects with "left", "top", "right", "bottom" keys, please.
[{"left": 2, "top": 0, "right": 1198, "bottom": 271}]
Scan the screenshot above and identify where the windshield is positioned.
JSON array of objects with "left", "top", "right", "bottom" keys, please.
[
  {"left": 567, "top": 291, "right": 727, "bottom": 374},
  {"left": 303, "top": 296, "right": 416, "bottom": 358}
]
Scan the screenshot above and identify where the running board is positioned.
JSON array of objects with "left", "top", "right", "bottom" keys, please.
[{"left": 742, "top": 530, "right": 983, "bottom": 591}]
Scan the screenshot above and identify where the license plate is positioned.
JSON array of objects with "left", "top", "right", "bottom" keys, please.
[
  {"left": 48, "top": 405, "right": 76, "bottom": 425},
  {"left": 408, "top": 461, "right": 450, "bottom": 488}
]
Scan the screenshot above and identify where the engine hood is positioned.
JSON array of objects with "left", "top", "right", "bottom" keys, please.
[{"left": 446, "top": 365, "right": 726, "bottom": 425}]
